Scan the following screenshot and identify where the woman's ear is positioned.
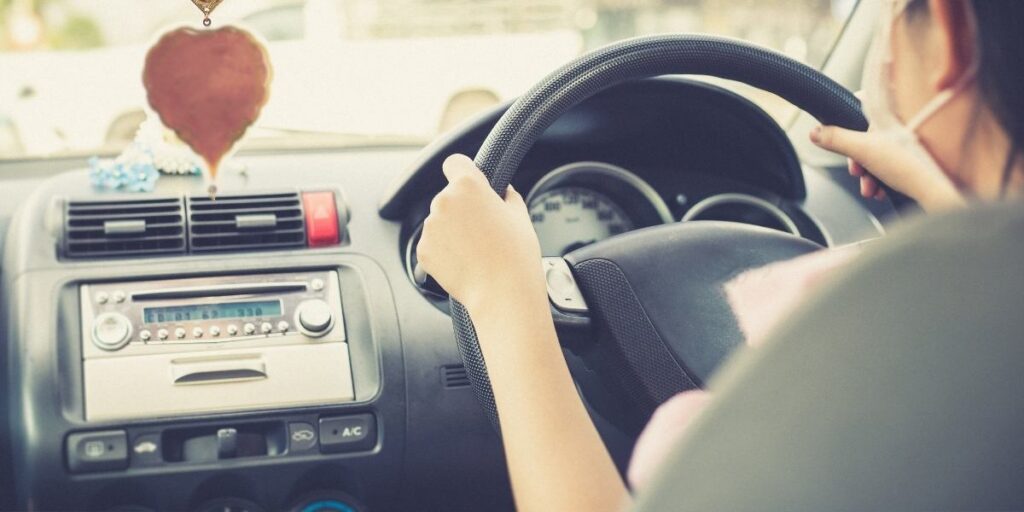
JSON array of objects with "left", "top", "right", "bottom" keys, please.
[{"left": 927, "top": 0, "right": 978, "bottom": 89}]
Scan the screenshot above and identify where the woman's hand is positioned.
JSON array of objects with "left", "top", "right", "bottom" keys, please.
[
  {"left": 416, "top": 154, "right": 546, "bottom": 311},
  {"left": 810, "top": 125, "right": 965, "bottom": 211}
]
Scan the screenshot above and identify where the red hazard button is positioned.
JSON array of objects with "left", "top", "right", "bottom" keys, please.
[{"left": 302, "top": 191, "right": 340, "bottom": 247}]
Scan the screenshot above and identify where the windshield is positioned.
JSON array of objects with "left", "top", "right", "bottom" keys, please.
[{"left": 0, "top": 0, "right": 857, "bottom": 160}]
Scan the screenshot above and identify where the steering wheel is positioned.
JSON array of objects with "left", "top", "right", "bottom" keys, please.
[{"left": 453, "top": 34, "right": 909, "bottom": 431}]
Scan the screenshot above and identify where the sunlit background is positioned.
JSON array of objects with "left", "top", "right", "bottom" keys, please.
[{"left": 0, "top": 0, "right": 857, "bottom": 159}]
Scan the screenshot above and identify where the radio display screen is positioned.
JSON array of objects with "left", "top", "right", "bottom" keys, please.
[{"left": 143, "top": 300, "right": 282, "bottom": 324}]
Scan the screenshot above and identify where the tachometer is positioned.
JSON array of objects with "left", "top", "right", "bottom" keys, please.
[{"left": 529, "top": 187, "right": 635, "bottom": 256}]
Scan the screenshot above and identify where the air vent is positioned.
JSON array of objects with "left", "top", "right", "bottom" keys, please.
[
  {"left": 442, "top": 364, "right": 471, "bottom": 389},
  {"left": 187, "top": 192, "right": 307, "bottom": 253},
  {"left": 63, "top": 198, "right": 186, "bottom": 258}
]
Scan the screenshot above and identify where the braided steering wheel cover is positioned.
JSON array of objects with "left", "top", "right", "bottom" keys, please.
[{"left": 452, "top": 34, "right": 872, "bottom": 432}]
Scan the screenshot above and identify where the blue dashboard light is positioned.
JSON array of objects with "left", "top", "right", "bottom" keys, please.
[{"left": 300, "top": 500, "right": 355, "bottom": 512}]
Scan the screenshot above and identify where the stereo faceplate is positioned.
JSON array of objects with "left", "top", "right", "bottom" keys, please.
[
  {"left": 79, "top": 270, "right": 353, "bottom": 422},
  {"left": 80, "top": 270, "right": 345, "bottom": 359}
]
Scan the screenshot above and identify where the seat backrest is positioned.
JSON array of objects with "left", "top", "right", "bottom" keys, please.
[{"left": 635, "top": 202, "right": 1024, "bottom": 512}]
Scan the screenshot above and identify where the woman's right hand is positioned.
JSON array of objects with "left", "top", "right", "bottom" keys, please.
[{"left": 810, "top": 124, "right": 965, "bottom": 211}]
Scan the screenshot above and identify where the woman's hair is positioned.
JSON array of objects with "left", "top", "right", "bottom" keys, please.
[{"left": 907, "top": 0, "right": 1024, "bottom": 188}]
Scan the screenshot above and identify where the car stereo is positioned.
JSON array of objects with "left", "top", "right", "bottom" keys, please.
[{"left": 79, "top": 270, "right": 354, "bottom": 422}]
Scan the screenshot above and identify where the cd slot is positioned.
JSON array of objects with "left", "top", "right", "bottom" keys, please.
[{"left": 132, "top": 282, "right": 308, "bottom": 301}]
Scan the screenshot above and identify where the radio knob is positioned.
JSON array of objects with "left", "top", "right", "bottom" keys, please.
[
  {"left": 174, "top": 327, "right": 187, "bottom": 339},
  {"left": 209, "top": 326, "right": 221, "bottom": 337},
  {"left": 92, "top": 312, "right": 132, "bottom": 351},
  {"left": 192, "top": 327, "right": 204, "bottom": 338},
  {"left": 260, "top": 322, "right": 273, "bottom": 334},
  {"left": 157, "top": 329, "right": 169, "bottom": 340},
  {"left": 277, "top": 321, "right": 289, "bottom": 332},
  {"left": 227, "top": 324, "right": 239, "bottom": 336},
  {"left": 139, "top": 330, "right": 152, "bottom": 342},
  {"left": 112, "top": 291, "right": 127, "bottom": 303},
  {"left": 95, "top": 292, "right": 109, "bottom": 305},
  {"left": 243, "top": 323, "right": 257, "bottom": 335},
  {"left": 296, "top": 299, "right": 333, "bottom": 337}
]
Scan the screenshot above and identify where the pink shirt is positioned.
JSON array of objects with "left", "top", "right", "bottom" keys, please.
[{"left": 627, "top": 245, "right": 864, "bottom": 490}]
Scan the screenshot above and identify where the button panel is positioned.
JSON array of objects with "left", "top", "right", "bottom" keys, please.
[{"left": 68, "top": 413, "right": 379, "bottom": 473}]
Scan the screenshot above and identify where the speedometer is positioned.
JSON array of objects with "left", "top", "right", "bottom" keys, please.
[{"left": 529, "top": 187, "right": 635, "bottom": 256}]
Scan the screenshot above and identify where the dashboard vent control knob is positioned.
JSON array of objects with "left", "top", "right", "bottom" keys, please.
[
  {"left": 296, "top": 299, "right": 333, "bottom": 337},
  {"left": 92, "top": 312, "right": 133, "bottom": 351}
]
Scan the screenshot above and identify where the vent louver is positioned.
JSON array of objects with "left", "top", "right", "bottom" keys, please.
[
  {"left": 187, "top": 192, "right": 307, "bottom": 253},
  {"left": 442, "top": 365, "right": 471, "bottom": 389},
  {"left": 63, "top": 198, "right": 186, "bottom": 258}
]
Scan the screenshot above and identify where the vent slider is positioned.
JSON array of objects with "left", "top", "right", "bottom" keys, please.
[
  {"left": 235, "top": 213, "right": 277, "bottom": 229},
  {"left": 103, "top": 219, "right": 147, "bottom": 235}
]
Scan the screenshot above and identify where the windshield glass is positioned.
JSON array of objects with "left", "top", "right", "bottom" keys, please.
[{"left": 0, "top": 0, "right": 857, "bottom": 160}]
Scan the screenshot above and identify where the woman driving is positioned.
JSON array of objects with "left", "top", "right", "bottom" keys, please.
[{"left": 415, "top": 0, "right": 1024, "bottom": 510}]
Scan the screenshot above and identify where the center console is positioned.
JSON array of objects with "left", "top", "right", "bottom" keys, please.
[{"left": 5, "top": 252, "right": 403, "bottom": 511}]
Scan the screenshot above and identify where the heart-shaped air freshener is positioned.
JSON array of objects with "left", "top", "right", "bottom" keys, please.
[{"left": 143, "top": 25, "right": 271, "bottom": 194}]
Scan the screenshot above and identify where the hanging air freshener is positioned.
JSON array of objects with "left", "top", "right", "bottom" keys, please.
[{"left": 142, "top": 11, "right": 271, "bottom": 198}]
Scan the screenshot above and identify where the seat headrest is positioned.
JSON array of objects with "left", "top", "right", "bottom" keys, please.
[{"left": 635, "top": 201, "right": 1024, "bottom": 511}]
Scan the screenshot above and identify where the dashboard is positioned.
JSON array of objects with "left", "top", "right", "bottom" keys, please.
[{"left": 0, "top": 77, "right": 884, "bottom": 511}]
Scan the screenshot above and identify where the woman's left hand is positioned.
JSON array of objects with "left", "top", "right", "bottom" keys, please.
[
  {"left": 416, "top": 154, "right": 547, "bottom": 312},
  {"left": 810, "top": 124, "right": 965, "bottom": 211}
]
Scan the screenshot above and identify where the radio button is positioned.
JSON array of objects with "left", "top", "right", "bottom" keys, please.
[
  {"left": 297, "top": 299, "right": 333, "bottom": 337},
  {"left": 95, "top": 292, "right": 109, "bottom": 304},
  {"left": 192, "top": 327, "right": 204, "bottom": 338},
  {"left": 92, "top": 312, "right": 132, "bottom": 351},
  {"left": 112, "top": 291, "right": 127, "bottom": 303},
  {"left": 174, "top": 328, "right": 187, "bottom": 339},
  {"left": 243, "top": 323, "right": 257, "bottom": 335},
  {"left": 209, "top": 326, "right": 221, "bottom": 337},
  {"left": 157, "top": 329, "right": 169, "bottom": 340},
  {"left": 277, "top": 321, "right": 290, "bottom": 332},
  {"left": 227, "top": 324, "right": 239, "bottom": 336},
  {"left": 310, "top": 278, "right": 325, "bottom": 291},
  {"left": 260, "top": 322, "right": 273, "bottom": 334},
  {"left": 139, "top": 330, "right": 152, "bottom": 342}
]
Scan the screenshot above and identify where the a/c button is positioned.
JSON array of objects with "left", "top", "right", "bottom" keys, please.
[{"left": 318, "top": 414, "right": 376, "bottom": 454}]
